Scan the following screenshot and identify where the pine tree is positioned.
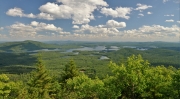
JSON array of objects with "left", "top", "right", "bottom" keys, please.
[
  {"left": 27, "top": 55, "right": 52, "bottom": 99},
  {"left": 61, "top": 59, "right": 79, "bottom": 83}
]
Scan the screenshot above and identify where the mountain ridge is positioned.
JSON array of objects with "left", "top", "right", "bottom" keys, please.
[{"left": 0, "top": 40, "right": 61, "bottom": 52}]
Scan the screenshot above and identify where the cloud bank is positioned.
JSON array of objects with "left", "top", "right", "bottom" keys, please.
[{"left": 6, "top": 0, "right": 108, "bottom": 24}]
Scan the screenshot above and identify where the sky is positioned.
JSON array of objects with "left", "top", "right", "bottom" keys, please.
[{"left": 0, "top": 0, "right": 179, "bottom": 42}]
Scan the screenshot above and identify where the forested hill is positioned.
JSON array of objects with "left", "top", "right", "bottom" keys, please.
[
  {"left": 0, "top": 41, "right": 180, "bottom": 98},
  {"left": 0, "top": 40, "right": 60, "bottom": 52}
]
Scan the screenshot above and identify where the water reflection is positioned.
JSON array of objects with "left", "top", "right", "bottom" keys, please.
[
  {"left": 66, "top": 46, "right": 120, "bottom": 52},
  {"left": 66, "top": 46, "right": 106, "bottom": 52}
]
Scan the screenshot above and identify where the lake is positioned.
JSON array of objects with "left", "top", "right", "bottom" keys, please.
[{"left": 66, "top": 46, "right": 119, "bottom": 52}]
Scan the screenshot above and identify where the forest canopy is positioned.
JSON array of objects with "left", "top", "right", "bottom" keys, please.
[{"left": 0, "top": 54, "right": 180, "bottom": 99}]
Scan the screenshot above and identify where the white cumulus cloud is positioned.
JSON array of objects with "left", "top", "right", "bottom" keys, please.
[
  {"left": 147, "top": 12, "right": 152, "bottom": 14},
  {"left": 31, "top": 21, "right": 39, "bottom": 26},
  {"left": 6, "top": 7, "right": 36, "bottom": 18},
  {"left": 6, "top": 7, "right": 54, "bottom": 20},
  {"left": 5, "top": 21, "right": 180, "bottom": 41},
  {"left": 164, "top": 14, "right": 174, "bottom": 16},
  {"left": 38, "top": 0, "right": 108, "bottom": 24},
  {"left": 73, "top": 20, "right": 126, "bottom": 38},
  {"left": 38, "top": 2, "right": 73, "bottom": 19},
  {"left": 73, "top": 25, "right": 79, "bottom": 29},
  {"left": 74, "top": 24, "right": 120, "bottom": 37},
  {"left": 122, "top": 25, "right": 179, "bottom": 41},
  {"left": 72, "top": 24, "right": 179, "bottom": 41},
  {"left": 165, "top": 19, "right": 174, "bottom": 22},
  {"left": 8, "top": 21, "right": 69, "bottom": 38},
  {"left": 37, "top": 12, "right": 55, "bottom": 20},
  {"left": 103, "top": 20, "right": 126, "bottom": 28},
  {"left": 9, "top": 22, "right": 37, "bottom": 37},
  {"left": 135, "top": 3, "right": 152, "bottom": 12},
  {"left": 138, "top": 13, "right": 144, "bottom": 16},
  {"left": 100, "top": 7, "right": 132, "bottom": 19},
  {"left": 6, "top": 0, "right": 108, "bottom": 24},
  {"left": 6, "top": 7, "right": 24, "bottom": 17}
]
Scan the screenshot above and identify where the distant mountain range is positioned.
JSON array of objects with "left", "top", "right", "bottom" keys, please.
[
  {"left": 0, "top": 40, "right": 61, "bottom": 52},
  {"left": 0, "top": 40, "right": 179, "bottom": 53}
]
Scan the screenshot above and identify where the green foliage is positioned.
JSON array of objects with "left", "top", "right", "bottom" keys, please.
[
  {"left": 172, "top": 69, "right": 180, "bottom": 99},
  {"left": 61, "top": 59, "right": 80, "bottom": 83},
  {"left": 143, "top": 66, "right": 174, "bottom": 98},
  {"left": 0, "top": 41, "right": 180, "bottom": 99},
  {"left": 104, "top": 55, "right": 149, "bottom": 99},
  {"left": 27, "top": 56, "right": 52, "bottom": 99},
  {"left": 0, "top": 74, "right": 16, "bottom": 99},
  {"left": 0, "top": 40, "right": 61, "bottom": 53},
  {"left": 0, "top": 53, "right": 36, "bottom": 67},
  {"left": 66, "top": 74, "right": 104, "bottom": 99},
  {"left": 1, "top": 41, "right": 180, "bottom": 79},
  {"left": 107, "top": 48, "right": 180, "bottom": 68},
  {"left": 103, "top": 55, "right": 177, "bottom": 99}
]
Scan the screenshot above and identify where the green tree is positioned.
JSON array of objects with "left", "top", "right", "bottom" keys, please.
[
  {"left": 172, "top": 69, "right": 180, "bottom": 99},
  {"left": 0, "top": 74, "right": 15, "bottom": 99},
  {"left": 104, "top": 54, "right": 150, "bottom": 99},
  {"left": 143, "top": 66, "right": 174, "bottom": 99},
  {"left": 27, "top": 56, "right": 52, "bottom": 99},
  {"left": 66, "top": 74, "right": 104, "bottom": 99},
  {"left": 61, "top": 59, "right": 79, "bottom": 83}
]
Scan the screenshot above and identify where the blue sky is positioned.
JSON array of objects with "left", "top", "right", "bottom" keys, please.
[{"left": 0, "top": 0, "right": 179, "bottom": 41}]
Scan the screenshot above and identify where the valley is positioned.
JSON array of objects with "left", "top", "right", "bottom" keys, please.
[
  {"left": 0, "top": 40, "right": 180, "bottom": 77},
  {"left": 0, "top": 40, "right": 180, "bottom": 99}
]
